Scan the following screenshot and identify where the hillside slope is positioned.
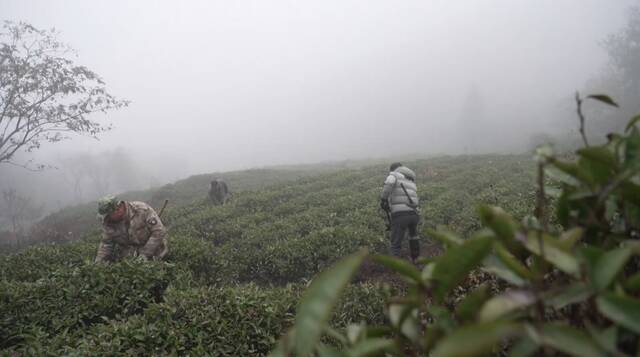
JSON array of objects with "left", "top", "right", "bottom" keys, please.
[
  {"left": 18, "top": 165, "right": 345, "bottom": 248},
  {"left": 0, "top": 154, "right": 536, "bottom": 355}
]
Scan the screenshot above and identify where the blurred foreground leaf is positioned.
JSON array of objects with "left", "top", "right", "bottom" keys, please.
[
  {"left": 431, "top": 321, "right": 521, "bottom": 357},
  {"left": 587, "top": 94, "right": 618, "bottom": 108},
  {"left": 285, "top": 250, "right": 368, "bottom": 356},
  {"left": 596, "top": 293, "right": 640, "bottom": 334},
  {"left": 432, "top": 236, "right": 493, "bottom": 303}
]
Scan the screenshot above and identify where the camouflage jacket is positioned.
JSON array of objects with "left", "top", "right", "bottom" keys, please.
[{"left": 95, "top": 201, "right": 168, "bottom": 263}]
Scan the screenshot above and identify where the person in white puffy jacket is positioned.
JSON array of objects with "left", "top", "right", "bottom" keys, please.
[{"left": 380, "top": 162, "right": 420, "bottom": 261}]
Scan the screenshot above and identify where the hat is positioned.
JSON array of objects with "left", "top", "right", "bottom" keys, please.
[
  {"left": 389, "top": 162, "right": 402, "bottom": 171},
  {"left": 98, "top": 195, "right": 119, "bottom": 216}
]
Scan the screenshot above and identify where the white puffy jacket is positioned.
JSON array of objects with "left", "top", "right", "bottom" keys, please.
[{"left": 380, "top": 166, "right": 419, "bottom": 214}]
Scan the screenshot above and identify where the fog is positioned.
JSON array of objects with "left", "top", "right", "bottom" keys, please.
[{"left": 0, "top": 0, "right": 636, "bottom": 225}]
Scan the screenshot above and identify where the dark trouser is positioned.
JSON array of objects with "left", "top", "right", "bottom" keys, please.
[{"left": 390, "top": 211, "right": 419, "bottom": 257}]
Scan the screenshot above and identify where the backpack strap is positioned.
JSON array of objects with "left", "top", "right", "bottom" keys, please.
[{"left": 400, "top": 183, "right": 418, "bottom": 209}]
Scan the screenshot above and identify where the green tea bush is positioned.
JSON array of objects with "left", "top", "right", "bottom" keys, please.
[
  {"left": 1, "top": 260, "right": 174, "bottom": 350},
  {"left": 162, "top": 158, "right": 535, "bottom": 288},
  {"left": 166, "top": 235, "right": 221, "bottom": 286},
  {"left": 1, "top": 139, "right": 539, "bottom": 354},
  {"left": 272, "top": 95, "right": 640, "bottom": 357},
  {"left": 0, "top": 238, "right": 97, "bottom": 282},
  {"left": 50, "top": 284, "right": 300, "bottom": 356},
  {"left": 28, "top": 283, "right": 385, "bottom": 356}
]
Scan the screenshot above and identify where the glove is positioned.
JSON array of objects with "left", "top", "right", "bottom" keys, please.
[{"left": 380, "top": 199, "right": 389, "bottom": 211}]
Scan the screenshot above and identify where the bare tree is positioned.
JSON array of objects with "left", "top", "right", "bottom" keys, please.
[
  {"left": 0, "top": 21, "right": 128, "bottom": 168},
  {"left": 604, "top": 6, "right": 640, "bottom": 102},
  {"left": 60, "top": 153, "right": 90, "bottom": 202},
  {"left": 1, "top": 188, "right": 42, "bottom": 236}
]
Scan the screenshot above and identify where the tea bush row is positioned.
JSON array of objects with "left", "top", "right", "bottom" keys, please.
[
  {"left": 7, "top": 282, "right": 386, "bottom": 356},
  {"left": 0, "top": 260, "right": 174, "bottom": 350}
]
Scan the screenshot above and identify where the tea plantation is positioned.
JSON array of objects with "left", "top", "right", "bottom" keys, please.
[{"left": 0, "top": 155, "right": 537, "bottom": 355}]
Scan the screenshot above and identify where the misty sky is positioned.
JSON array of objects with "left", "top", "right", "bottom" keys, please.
[{"left": 1, "top": 0, "right": 635, "bottom": 176}]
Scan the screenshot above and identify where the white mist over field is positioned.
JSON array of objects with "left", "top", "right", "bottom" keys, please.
[{"left": 0, "top": 0, "right": 636, "bottom": 220}]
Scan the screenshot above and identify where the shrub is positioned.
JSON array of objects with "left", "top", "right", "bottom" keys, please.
[
  {"left": 273, "top": 95, "right": 640, "bottom": 356},
  {"left": 1, "top": 260, "right": 174, "bottom": 350},
  {"left": 35, "top": 283, "right": 385, "bottom": 356},
  {"left": 0, "top": 239, "right": 97, "bottom": 282}
]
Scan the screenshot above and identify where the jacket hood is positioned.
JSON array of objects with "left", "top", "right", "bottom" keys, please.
[{"left": 395, "top": 166, "right": 416, "bottom": 181}]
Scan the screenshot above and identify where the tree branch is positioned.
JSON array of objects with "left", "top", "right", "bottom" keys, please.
[
  {"left": 0, "top": 21, "right": 128, "bottom": 167},
  {"left": 575, "top": 92, "right": 589, "bottom": 147}
]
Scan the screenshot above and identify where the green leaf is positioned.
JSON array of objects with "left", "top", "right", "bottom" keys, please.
[
  {"left": 619, "top": 181, "right": 640, "bottom": 206},
  {"left": 372, "top": 255, "right": 423, "bottom": 285},
  {"left": 345, "top": 324, "right": 363, "bottom": 345},
  {"left": 578, "top": 245, "right": 604, "bottom": 284},
  {"left": 269, "top": 330, "right": 295, "bottom": 357},
  {"left": 593, "top": 248, "right": 632, "bottom": 291},
  {"left": 587, "top": 94, "right": 619, "bottom": 107},
  {"left": 346, "top": 338, "right": 397, "bottom": 357},
  {"left": 478, "top": 206, "right": 518, "bottom": 245},
  {"left": 544, "top": 186, "right": 562, "bottom": 198},
  {"left": 430, "top": 305, "right": 457, "bottom": 333},
  {"left": 545, "top": 166, "right": 580, "bottom": 186},
  {"left": 327, "top": 326, "right": 349, "bottom": 345},
  {"left": 567, "top": 188, "right": 598, "bottom": 200},
  {"left": 427, "top": 227, "right": 463, "bottom": 247},
  {"left": 294, "top": 250, "right": 368, "bottom": 356},
  {"left": 362, "top": 326, "right": 391, "bottom": 339},
  {"left": 526, "top": 323, "right": 604, "bottom": 357},
  {"left": 534, "top": 144, "right": 553, "bottom": 163},
  {"left": 455, "top": 284, "right": 490, "bottom": 322},
  {"left": 557, "top": 228, "right": 583, "bottom": 251},
  {"left": 482, "top": 255, "right": 526, "bottom": 287},
  {"left": 577, "top": 146, "right": 616, "bottom": 169},
  {"left": 624, "top": 271, "right": 640, "bottom": 292},
  {"left": 479, "top": 290, "right": 536, "bottom": 322},
  {"left": 556, "top": 190, "right": 570, "bottom": 226},
  {"left": 543, "top": 282, "right": 592, "bottom": 309},
  {"left": 388, "top": 304, "right": 420, "bottom": 342},
  {"left": 624, "top": 113, "right": 640, "bottom": 132},
  {"left": 586, "top": 324, "right": 619, "bottom": 356},
  {"left": 577, "top": 155, "right": 609, "bottom": 186},
  {"left": 549, "top": 159, "right": 583, "bottom": 183},
  {"left": 432, "top": 236, "right": 493, "bottom": 303},
  {"left": 596, "top": 293, "right": 640, "bottom": 334},
  {"left": 317, "top": 345, "right": 348, "bottom": 357},
  {"left": 269, "top": 347, "right": 286, "bottom": 357},
  {"left": 422, "top": 262, "right": 436, "bottom": 282},
  {"left": 494, "top": 242, "right": 538, "bottom": 281},
  {"left": 431, "top": 321, "right": 521, "bottom": 357},
  {"left": 509, "top": 336, "right": 539, "bottom": 357},
  {"left": 523, "top": 232, "right": 580, "bottom": 276},
  {"left": 624, "top": 127, "right": 640, "bottom": 168}
]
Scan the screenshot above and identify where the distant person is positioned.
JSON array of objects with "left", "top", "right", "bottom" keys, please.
[
  {"left": 95, "top": 195, "right": 169, "bottom": 263},
  {"left": 209, "top": 178, "right": 231, "bottom": 205},
  {"left": 380, "top": 162, "right": 420, "bottom": 262}
]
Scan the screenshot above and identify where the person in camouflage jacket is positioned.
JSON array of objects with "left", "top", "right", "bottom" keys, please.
[{"left": 95, "top": 195, "right": 169, "bottom": 263}]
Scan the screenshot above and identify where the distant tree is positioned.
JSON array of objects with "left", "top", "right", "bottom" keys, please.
[
  {"left": 586, "top": 6, "right": 640, "bottom": 134},
  {"left": 60, "top": 153, "right": 92, "bottom": 202},
  {"left": 603, "top": 6, "right": 640, "bottom": 102},
  {"left": 59, "top": 149, "right": 143, "bottom": 203},
  {"left": 0, "top": 21, "right": 128, "bottom": 168},
  {"left": 0, "top": 188, "right": 42, "bottom": 235},
  {"left": 105, "top": 148, "right": 141, "bottom": 192}
]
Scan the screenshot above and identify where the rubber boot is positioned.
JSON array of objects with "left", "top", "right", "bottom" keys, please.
[{"left": 409, "top": 236, "right": 420, "bottom": 264}]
